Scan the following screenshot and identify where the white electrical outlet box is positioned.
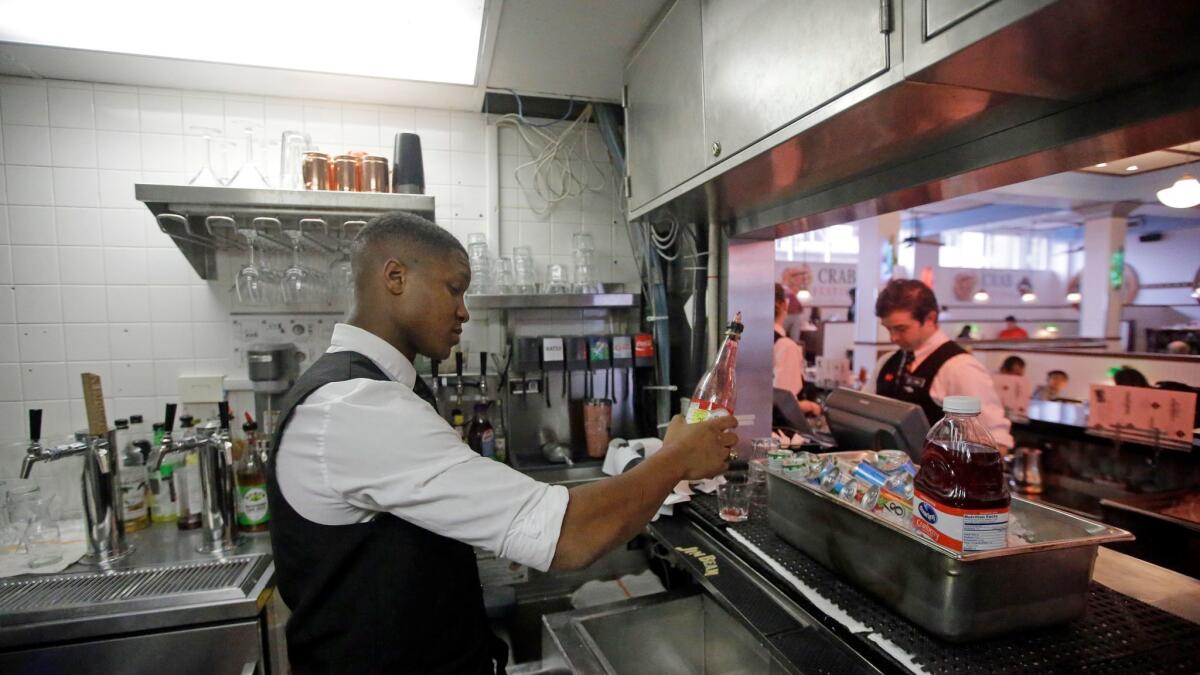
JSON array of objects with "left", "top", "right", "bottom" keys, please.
[{"left": 179, "top": 375, "right": 225, "bottom": 403}]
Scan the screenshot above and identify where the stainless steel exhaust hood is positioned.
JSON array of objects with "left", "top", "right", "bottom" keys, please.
[{"left": 632, "top": 0, "right": 1200, "bottom": 239}]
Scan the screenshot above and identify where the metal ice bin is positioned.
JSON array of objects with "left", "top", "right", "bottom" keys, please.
[{"left": 766, "top": 452, "right": 1134, "bottom": 642}]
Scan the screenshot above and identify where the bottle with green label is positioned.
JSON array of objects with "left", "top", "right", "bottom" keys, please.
[{"left": 236, "top": 423, "right": 270, "bottom": 532}]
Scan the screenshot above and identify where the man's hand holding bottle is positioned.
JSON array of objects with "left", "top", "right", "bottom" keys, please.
[{"left": 660, "top": 414, "right": 740, "bottom": 481}]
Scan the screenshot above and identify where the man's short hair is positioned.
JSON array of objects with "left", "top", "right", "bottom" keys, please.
[
  {"left": 1047, "top": 370, "right": 1068, "bottom": 380},
  {"left": 1000, "top": 355, "right": 1026, "bottom": 373},
  {"left": 350, "top": 211, "right": 466, "bottom": 281},
  {"left": 875, "top": 279, "right": 939, "bottom": 323},
  {"left": 1004, "top": 315, "right": 1017, "bottom": 323}
]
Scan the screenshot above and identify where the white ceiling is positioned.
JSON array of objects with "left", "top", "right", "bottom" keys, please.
[
  {"left": 907, "top": 143, "right": 1200, "bottom": 234},
  {"left": 0, "top": 0, "right": 666, "bottom": 110}
]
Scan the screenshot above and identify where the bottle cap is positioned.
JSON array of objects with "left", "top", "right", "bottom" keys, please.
[
  {"left": 242, "top": 421, "right": 258, "bottom": 432},
  {"left": 727, "top": 311, "right": 744, "bottom": 335},
  {"left": 115, "top": 418, "right": 129, "bottom": 429},
  {"left": 942, "top": 396, "right": 981, "bottom": 415},
  {"left": 152, "top": 422, "right": 165, "bottom": 431},
  {"left": 130, "top": 414, "right": 144, "bottom": 424}
]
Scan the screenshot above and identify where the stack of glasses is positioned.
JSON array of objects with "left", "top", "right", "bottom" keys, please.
[
  {"left": 513, "top": 246, "right": 538, "bottom": 294},
  {"left": 572, "top": 233, "right": 601, "bottom": 293},
  {"left": 467, "top": 234, "right": 492, "bottom": 295}
]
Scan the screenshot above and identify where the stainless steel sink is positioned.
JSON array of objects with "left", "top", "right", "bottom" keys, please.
[
  {"left": 521, "top": 464, "right": 608, "bottom": 487},
  {"left": 541, "top": 590, "right": 787, "bottom": 674}
]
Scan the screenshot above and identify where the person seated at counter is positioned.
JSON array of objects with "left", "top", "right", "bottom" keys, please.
[
  {"left": 867, "top": 279, "right": 1014, "bottom": 450},
  {"left": 998, "top": 316, "right": 1028, "bottom": 340},
  {"left": 1032, "top": 369, "right": 1070, "bottom": 401},
  {"left": 774, "top": 284, "right": 822, "bottom": 418},
  {"left": 267, "top": 212, "right": 739, "bottom": 674}
]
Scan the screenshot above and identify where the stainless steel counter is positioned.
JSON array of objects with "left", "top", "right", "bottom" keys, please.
[{"left": 0, "top": 524, "right": 275, "bottom": 650}]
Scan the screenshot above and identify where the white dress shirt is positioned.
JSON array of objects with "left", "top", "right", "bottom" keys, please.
[
  {"left": 773, "top": 323, "right": 806, "bottom": 396},
  {"left": 275, "top": 323, "right": 569, "bottom": 572},
  {"left": 867, "top": 329, "right": 1014, "bottom": 449}
]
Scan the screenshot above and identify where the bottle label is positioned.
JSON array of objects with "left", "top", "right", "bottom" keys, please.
[
  {"left": 685, "top": 399, "right": 731, "bottom": 424},
  {"left": 120, "top": 479, "right": 148, "bottom": 520},
  {"left": 480, "top": 429, "right": 496, "bottom": 458},
  {"left": 912, "top": 490, "right": 1009, "bottom": 552},
  {"left": 238, "top": 485, "right": 271, "bottom": 526}
]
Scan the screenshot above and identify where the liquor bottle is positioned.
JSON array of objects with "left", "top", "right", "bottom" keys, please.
[
  {"left": 236, "top": 419, "right": 271, "bottom": 532},
  {"left": 451, "top": 408, "right": 466, "bottom": 440},
  {"left": 116, "top": 418, "right": 150, "bottom": 532},
  {"left": 466, "top": 404, "right": 496, "bottom": 459},
  {"left": 176, "top": 415, "right": 202, "bottom": 530},
  {"left": 686, "top": 312, "right": 743, "bottom": 423},
  {"left": 148, "top": 422, "right": 178, "bottom": 523}
]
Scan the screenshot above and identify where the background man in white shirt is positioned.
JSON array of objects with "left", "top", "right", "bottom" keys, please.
[
  {"left": 774, "top": 284, "right": 821, "bottom": 417},
  {"left": 267, "top": 212, "right": 738, "bottom": 674},
  {"left": 867, "top": 279, "right": 1013, "bottom": 450}
]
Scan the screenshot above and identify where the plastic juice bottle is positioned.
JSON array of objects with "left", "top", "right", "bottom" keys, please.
[
  {"left": 912, "top": 396, "right": 1010, "bottom": 552},
  {"left": 116, "top": 418, "right": 150, "bottom": 532},
  {"left": 686, "top": 312, "right": 743, "bottom": 423}
]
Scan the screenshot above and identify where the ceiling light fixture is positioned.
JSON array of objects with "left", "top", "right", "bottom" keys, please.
[
  {"left": 796, "top": 288, "right": 812, "bottom": 302},
  {"left": 1125, "top": 165, "right": 1139, "bottom": 172},
  {"left": 1095, "top": 163, "right": 1108, "bottom": 168},
  {"left": 1066, "top": 291, "right": 1082, "bottom": 304},
  {"left": 973, "top": 289, "right": 990, "bottom": 303},
  {"left": 1021, "top": 292, "right": 1037, "bottom": 303},
  {"left": 0, "top": 0, "right": 486, "bottom": 85},
  {"left": 1157, "top": 173, "right": 1200, "bottom": 209}
]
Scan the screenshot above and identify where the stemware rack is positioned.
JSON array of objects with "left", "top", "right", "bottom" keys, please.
[{"left": 135, "top": 184, "right": 436, "bottom": 280}]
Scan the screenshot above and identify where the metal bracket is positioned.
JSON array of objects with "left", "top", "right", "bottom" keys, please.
[{"left": 880, "top": 0, "right": 892, "bottom": 33}]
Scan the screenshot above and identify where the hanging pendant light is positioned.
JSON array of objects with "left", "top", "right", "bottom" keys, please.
[
  {"left": 1157, "top": 173, "right": 1200, "bottom": 208},
  {"left": 973, "top": 289, "right": 990, "bottom": 303},
  {"left": 796, "top": 288, "right": 812, "bottom": 301},
  {"left": 1066, "top": 291, "right": 1082, "bottom": 304}
]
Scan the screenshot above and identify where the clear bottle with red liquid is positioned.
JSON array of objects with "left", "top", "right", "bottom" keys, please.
[
  {"left": 686, "top": 312, "right": 743, "bottom": 424},
  {"left": 912, "top": 396, "right": 1010, "bottom": 552}
]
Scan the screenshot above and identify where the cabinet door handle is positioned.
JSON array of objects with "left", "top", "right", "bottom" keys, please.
[{"left": 712, "top": 141, "right": 722, "bottom": 157}]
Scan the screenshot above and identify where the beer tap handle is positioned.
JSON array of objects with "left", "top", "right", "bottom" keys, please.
[
  {"left": 164, "top": 403, "right": 178, "bottom": 434},
  {"left": 218, "top": 401, "right": 231, "bottom": 431},
  {"left": 455, "top": 351, "right": 464, "bottom": 381},
  {"left": 431, "top": 359, "right": 440, "bottom": 389},
  {"left": 479, "top": 352, "right": 488, "bottom": 392},
  {"left": 29, "top": 408, "right": 42, "bottom": 443}
]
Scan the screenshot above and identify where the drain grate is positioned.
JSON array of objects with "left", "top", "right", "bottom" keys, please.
[{"left": 0, "top": 556, "right": 259, "bottom": 614}]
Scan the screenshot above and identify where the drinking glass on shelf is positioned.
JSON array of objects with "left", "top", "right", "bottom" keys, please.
[
  {"left": 236, "top": 230, "right": 266, "bottom": 306},
  {"left": 281, "top": 228, "right": 312, "bottom": 304},
  {"left": 24, "top": 518, "right": 62, "bottom": 568},
  {"left": 278, "top": 130, "right": 312, "bottom": 190},
  {"left": 466, "top": 233, "right": 493, "bottom": 295},
  {"left": 493, "top": 257, "right": 515, "bottom": 294},
  {"left": 545, "top": 264, "right": 570, "bottom": 294},
  {"left": 228, "top": 126, "right": 269, "bottom": 189},
  {"left": 187, "top": 127, "right": 223, "bottom": 187},
  {"left": 513, "top": 246, "right": 537, "bottom": 293},
  {"left": 572, "top": 232, "right": 595, "bottom": 255}
]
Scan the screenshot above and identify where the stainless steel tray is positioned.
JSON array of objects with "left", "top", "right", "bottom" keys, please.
[{"left": 766, "top": 452, "right": 1134, "bottom": 642}]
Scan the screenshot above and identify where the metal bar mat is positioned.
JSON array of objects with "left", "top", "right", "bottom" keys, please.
[
  {"left": 0, "top": 556, "right": 257, "bottom": 614},
  {"left": 686, "top": 495, "right": 1200, "bottom": 674}
]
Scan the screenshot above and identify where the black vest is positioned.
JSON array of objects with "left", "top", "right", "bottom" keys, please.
[
  {"left": 266, "top": 350, "right": 497, "bottom": 674},
  {"left": 875, "top": 341, "right": 967, "bottom": 427}
]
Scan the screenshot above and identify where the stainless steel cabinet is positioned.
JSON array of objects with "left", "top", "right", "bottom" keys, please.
[
  {"left": 701, "top": 0, "right": 892, "bottom": 168},
  {"left": 624, "top": 0, "right": 707, "bottom": 212},
  {"left": 902, "top": 0, "right": 1058, "bottom": 75}
]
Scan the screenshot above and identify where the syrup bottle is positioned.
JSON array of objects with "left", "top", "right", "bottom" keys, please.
[
  {"left": 912, "top": 396, "right": 1010, "bottom": 552},
  {"left": 686, "top": 313, "right": 743, "bottom": 423}
]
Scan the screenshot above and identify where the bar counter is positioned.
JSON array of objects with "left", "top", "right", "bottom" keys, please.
[{"left": 645, "top": 494, "right": 1200, "bottom": 674}]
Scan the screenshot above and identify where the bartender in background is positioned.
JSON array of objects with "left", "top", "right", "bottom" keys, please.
[
  {"left": 867, "top": 279, "right": 1013, "bottom": 449},
  {"left": 774, "top": 284, "right": 822, "bottom": 416}
]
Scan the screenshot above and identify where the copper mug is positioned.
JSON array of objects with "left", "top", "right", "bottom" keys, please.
[
  {"left": 302, "top": 152, "right": 331, "bottom": 190},
  {"left": 331, "top": 154, "right": 359, "bottom": 192},
  {"left": 362, "top": 156, "right": 391, "bottom": 193}
]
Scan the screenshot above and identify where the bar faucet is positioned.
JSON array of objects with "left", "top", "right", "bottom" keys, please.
[
  {"left": 20, "top": 409, "right": 131, "bottom": 565},
  {"left": 149, "top": 402, "right": 241, "bottom": 554},
  {"left": 455, "top": 351, "right": 465, "bottom": 405}
]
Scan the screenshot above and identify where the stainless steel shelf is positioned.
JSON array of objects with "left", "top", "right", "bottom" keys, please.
[
  {"left": 466, "top": 293, "right": 640, "bottom": 310},
  {"left": 135, "top": 183, "right": 435, "bottom": 280}
]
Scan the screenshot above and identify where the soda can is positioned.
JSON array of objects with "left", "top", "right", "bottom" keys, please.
[
  {"left": 884, "top": 471, "right": 915, "bottom": 501},
  {"left": 767, "top": 447, "right": 793, "bottom": 470},
  {"left": 808, "top": 456, "right": 836, "bottom": 483},
  {"left": 851, "top": 461, "right": 889, "bottom": 488},
  {"left": 854, "top": 484, "right": 880, "bottom": 511},
  {"left": 781, "top": 456, "right": 808, "bottom": 476},
  {"left": 819, "top": 466, "right": 843, "bottom": 492},
  {"left": 873, "top": 450, "right": 911, "bottom": 473},
  {"left": 837, "top": 477, "right": 861, "bottom": 503}
]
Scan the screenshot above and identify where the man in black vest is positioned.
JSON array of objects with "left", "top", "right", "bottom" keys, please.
[
  {"left": 867, "top": 279, "right": 1013, "bottom": 450},
  {"left": 267, "top": 212, "right": 738, "bottom": 674}
]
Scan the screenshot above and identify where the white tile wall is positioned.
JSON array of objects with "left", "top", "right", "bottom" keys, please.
[{"left": 0, "top": 75, "right": 638, "bottom": 478}]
